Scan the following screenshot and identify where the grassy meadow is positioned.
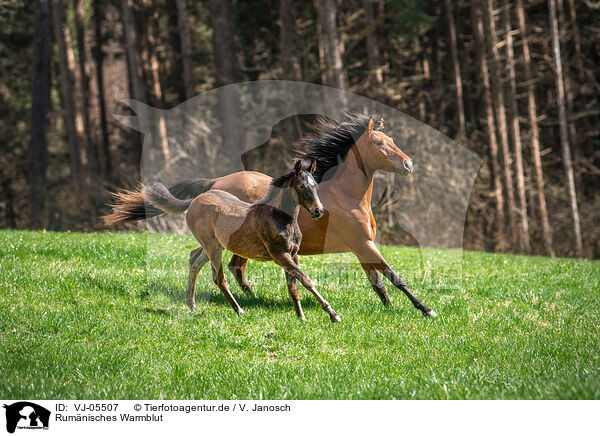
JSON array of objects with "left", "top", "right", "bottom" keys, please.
[{"left": 1, "top": 230, "right": 599, "bottom": 399}]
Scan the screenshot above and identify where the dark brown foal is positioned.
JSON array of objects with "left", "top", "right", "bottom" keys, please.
[{"left": 144, "top": 160, "right": 341, "bottom": 322}]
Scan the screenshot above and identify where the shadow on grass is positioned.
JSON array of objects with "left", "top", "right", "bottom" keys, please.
[{"left": 146, "top": 279, "right": 322, "bottom": 314}]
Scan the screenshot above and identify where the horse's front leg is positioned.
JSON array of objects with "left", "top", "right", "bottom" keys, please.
[
  {"left": 270, "top": 251, "right": 340, "bottom": 322},
  {"left": 354, "top": 241, "right": 437, "bottom": 317},
  {"left": 228, "top": 254, "right": 256, "bottom": 297},
  {"left": 285, "top": 255, "right": 306, "bottom": 321}
]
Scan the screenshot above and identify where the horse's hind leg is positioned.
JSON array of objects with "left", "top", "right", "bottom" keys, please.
[
  {"left": 186, "top": 247, "right": 209, "bottom": 310},
  {"left": 228, "top": 255, "right": 256, "bottom": 297},
  {"left": 360, "top": 263, "right": 391, "bottom": 305},
  {"left": 285, "top": 258, "right": 306, "bottom": 320},
  {"left": 204, "top": 243, "right": 244, "bottom": 315}
]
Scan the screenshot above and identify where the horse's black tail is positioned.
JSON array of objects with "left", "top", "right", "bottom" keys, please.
[
  {"left": 103, "top": 178, "right": 214, "bottom": 226},
  {"left": 143, "top": 183, "right": 193, "bottom": 215},
  {"left": 167, "top": 178, "right": 216, "bottom": 200}
]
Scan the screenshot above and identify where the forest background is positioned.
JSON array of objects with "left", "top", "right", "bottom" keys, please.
[{"left": 1, "top": 0, "right": 598, "bottom": 258}]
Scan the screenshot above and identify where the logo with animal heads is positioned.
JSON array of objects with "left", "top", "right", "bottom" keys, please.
[{"left": 3, "top": 402, "right": 50, "bottom": 434}]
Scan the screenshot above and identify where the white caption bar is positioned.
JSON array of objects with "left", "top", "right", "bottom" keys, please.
[{"left": 0, "top": 400, "right": 595, "bottom": 436}]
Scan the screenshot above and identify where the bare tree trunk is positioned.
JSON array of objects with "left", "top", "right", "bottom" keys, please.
[
  {"left": 548, "top": 0, "right": 583, "bottom": 257},
  {"left": 92, "top": 0, "right": 112, "bottom": 182},
  {"left": 143, "top": 0, "right": 170, "bottom": 166},
  {"left": 363, "top": 0, "right": 383, "bottom": 87},
  {"left": 167, "top": 6, "right": 184, "bottom": 101},
  {"left": 442, "top": 0, "right": 466, "bottom": 139},
  {"left": 210, "top": 0, "right": 238, "bottom": 86},
  {"left": 52, "top": 0, "right": 82, "bottom": 195},
  {"left": 483, "top": 0, "right": 517, "bottom": 249},
  {"left": 121, "top": 0, "right": 145, "bottom": 165},
  {"left": 176, "top": 0, "right": 194, "bottom": 100},
  {"left": 472, "top": 0, "right": 505, "bottom": 251},
  {"left": 31, "top": 0, "right": 51, "bottom": 227},
  {"left": 210, "top": 0, "right": 243, "bottom": 156},
  {"left": 566, "top": 0, "right": 584, "bottom": 81},
  {"left": 315, "top": 0, "right": 347, "bottom": 91},
  {"left": 315, "top": 1, "right": 328, "bottom": 85},
  {"left": 121, "top": 0, "right": 145, "bottom": 102},
  {"left": 503, "top": 1, "right": 530, "bottom": 253},
  {"left": 516, "top": 0, "right": 553, "bottom": 257},
  {"left": 280, "top": 0, "right": 302, "bottom": 81},
  {"left": 557, "top": 0, "right": 580, "bottom": 189},
  {"left": 73, "top": 0, "right": 99, "bottom": 182},
  {"left": 426, "top": 0, "right": 443, "bottom": 127}
]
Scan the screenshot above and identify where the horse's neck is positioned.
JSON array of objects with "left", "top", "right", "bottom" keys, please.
[
  {"left": 326, "top": 144, "right": 374, "bottom": 207},
  {"left": 257, "top": 185, "right": 299, "bottom": 220}
]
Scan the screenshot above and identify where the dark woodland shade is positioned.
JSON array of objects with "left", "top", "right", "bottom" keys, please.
[
  {"left": 296, "top": 113, "right": 381, "bottom": 182},
  {"left": 12, "top": 0, "right": 597, "bottom": 257}
]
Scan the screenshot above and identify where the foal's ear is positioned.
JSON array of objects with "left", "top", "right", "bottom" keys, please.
[
  {"left": 294, "top": 160, "right": 303, "bottom": 174},
  {"left": 308, "top": 159, "right": 317, "bottom": 174},
  {"left": 367, "top": 116, "right": 374, "bottom": 134}
]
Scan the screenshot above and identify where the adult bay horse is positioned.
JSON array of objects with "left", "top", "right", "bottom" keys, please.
[{"left": 104, "top": 114, "right": 437, "bottom": 317}]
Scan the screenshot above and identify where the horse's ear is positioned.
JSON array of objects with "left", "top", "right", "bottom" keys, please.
[
  {"left": 367, "top": 116, "right": 374, "bottom": 134},
  {"left": 308, "top": 159, "right": 317, "bottom": 174},
  {"left": 294, "top": 160, "right": 303, "bottom": 174}
]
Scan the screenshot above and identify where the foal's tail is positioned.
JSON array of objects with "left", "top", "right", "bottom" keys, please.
[{"left": 103, "top": 178, "right": 214, "bottom": 226}]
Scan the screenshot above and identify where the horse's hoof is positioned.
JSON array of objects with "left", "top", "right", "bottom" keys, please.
[
  {"left": 330, "top": 314, "right": 341, "bottom": 323},
  {"left": 186, "top": 302, "right": 196, "bottom": 311},
  {"left": 243, "top": 286, "right": 257, "bottom": 298},
  {"left": 236, "top": 308, "right": 245, "bottom": 316},
  {"left": 424, "top": 309, "right": 438, "bottom": 318}
]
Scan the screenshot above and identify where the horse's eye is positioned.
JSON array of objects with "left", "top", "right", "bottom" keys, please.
[
  {"left": 299, "top": 184, "right": 305, "bottom": 190},
  {"left": 375, "top": 140, "right": 383, "bottom": 146}
]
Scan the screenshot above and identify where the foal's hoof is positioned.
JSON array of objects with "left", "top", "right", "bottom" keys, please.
[
  {"left": 186, "top": 301, "right": 196, "bottom": 311},
  {"left": 330, "top": 313, "right": 342, "bottom": 323},
  {"left": 236, "top": 308, "right": 245, "bottom": 316},
  {"left": 424, "top": 309, "right": 438, "bottom": 318}
]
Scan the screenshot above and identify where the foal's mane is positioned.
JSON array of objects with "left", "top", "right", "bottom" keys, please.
[
  {"left": 296, "top": 113, "right": 380, "bottom": 182},
  {"left": 270, "top": 169, "right": 296, "bottom": 188},
  {"left": 249, "top": 168, "right": 298, "bottom": 210}
]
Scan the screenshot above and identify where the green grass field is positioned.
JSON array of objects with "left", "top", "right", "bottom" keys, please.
[{"left": 1, "top": 229, "right": 599, "bottom": 399}]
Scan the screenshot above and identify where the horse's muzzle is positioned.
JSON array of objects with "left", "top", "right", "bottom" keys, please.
[
  {"left": 311, "top": 207, "right": 325, "bottom": 219},
  {"left": 397, "top": 159, "right": 413, "bottom": 176}
]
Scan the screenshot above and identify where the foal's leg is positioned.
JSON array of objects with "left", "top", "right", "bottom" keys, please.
[
  {"left": 354, "top": 241, "right": 437, "bottom": 317},
  {"left": 360, "top": 263, "right": 391, "bottom": 306},
  {"left": 186, "top": 247, "right": 209, "bottom": 310},
  {"left": 285, "top": 255, "right": 306, "bottom": 320},
  {"left": 228, "top": 255, "right": 256, "bottom": 297},
  {"left": 204, "top": 243, "right": 244, "bottom": 315},
  {"left": 271, "top": 251, "right": 340, "bottom": 322}
]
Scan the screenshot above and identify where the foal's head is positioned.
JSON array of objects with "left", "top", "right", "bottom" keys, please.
[
  {"left": 359, "top": 117, "right": 414, "bottom": 176},
  {"left": 290, "top": 160, "right": 324, "bottom": 218}
]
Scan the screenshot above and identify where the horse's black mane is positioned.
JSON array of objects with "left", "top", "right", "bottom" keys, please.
[{"left": 296, "top": 113, "right": 379, "bottom": 182}]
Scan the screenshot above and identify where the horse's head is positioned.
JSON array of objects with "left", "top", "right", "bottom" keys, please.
[
  {"left": 292, "top": 159, "right": 324, "bottom": 218},
  {"left": 359, "top": 117, "right": 413, "bottom": 176}
]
